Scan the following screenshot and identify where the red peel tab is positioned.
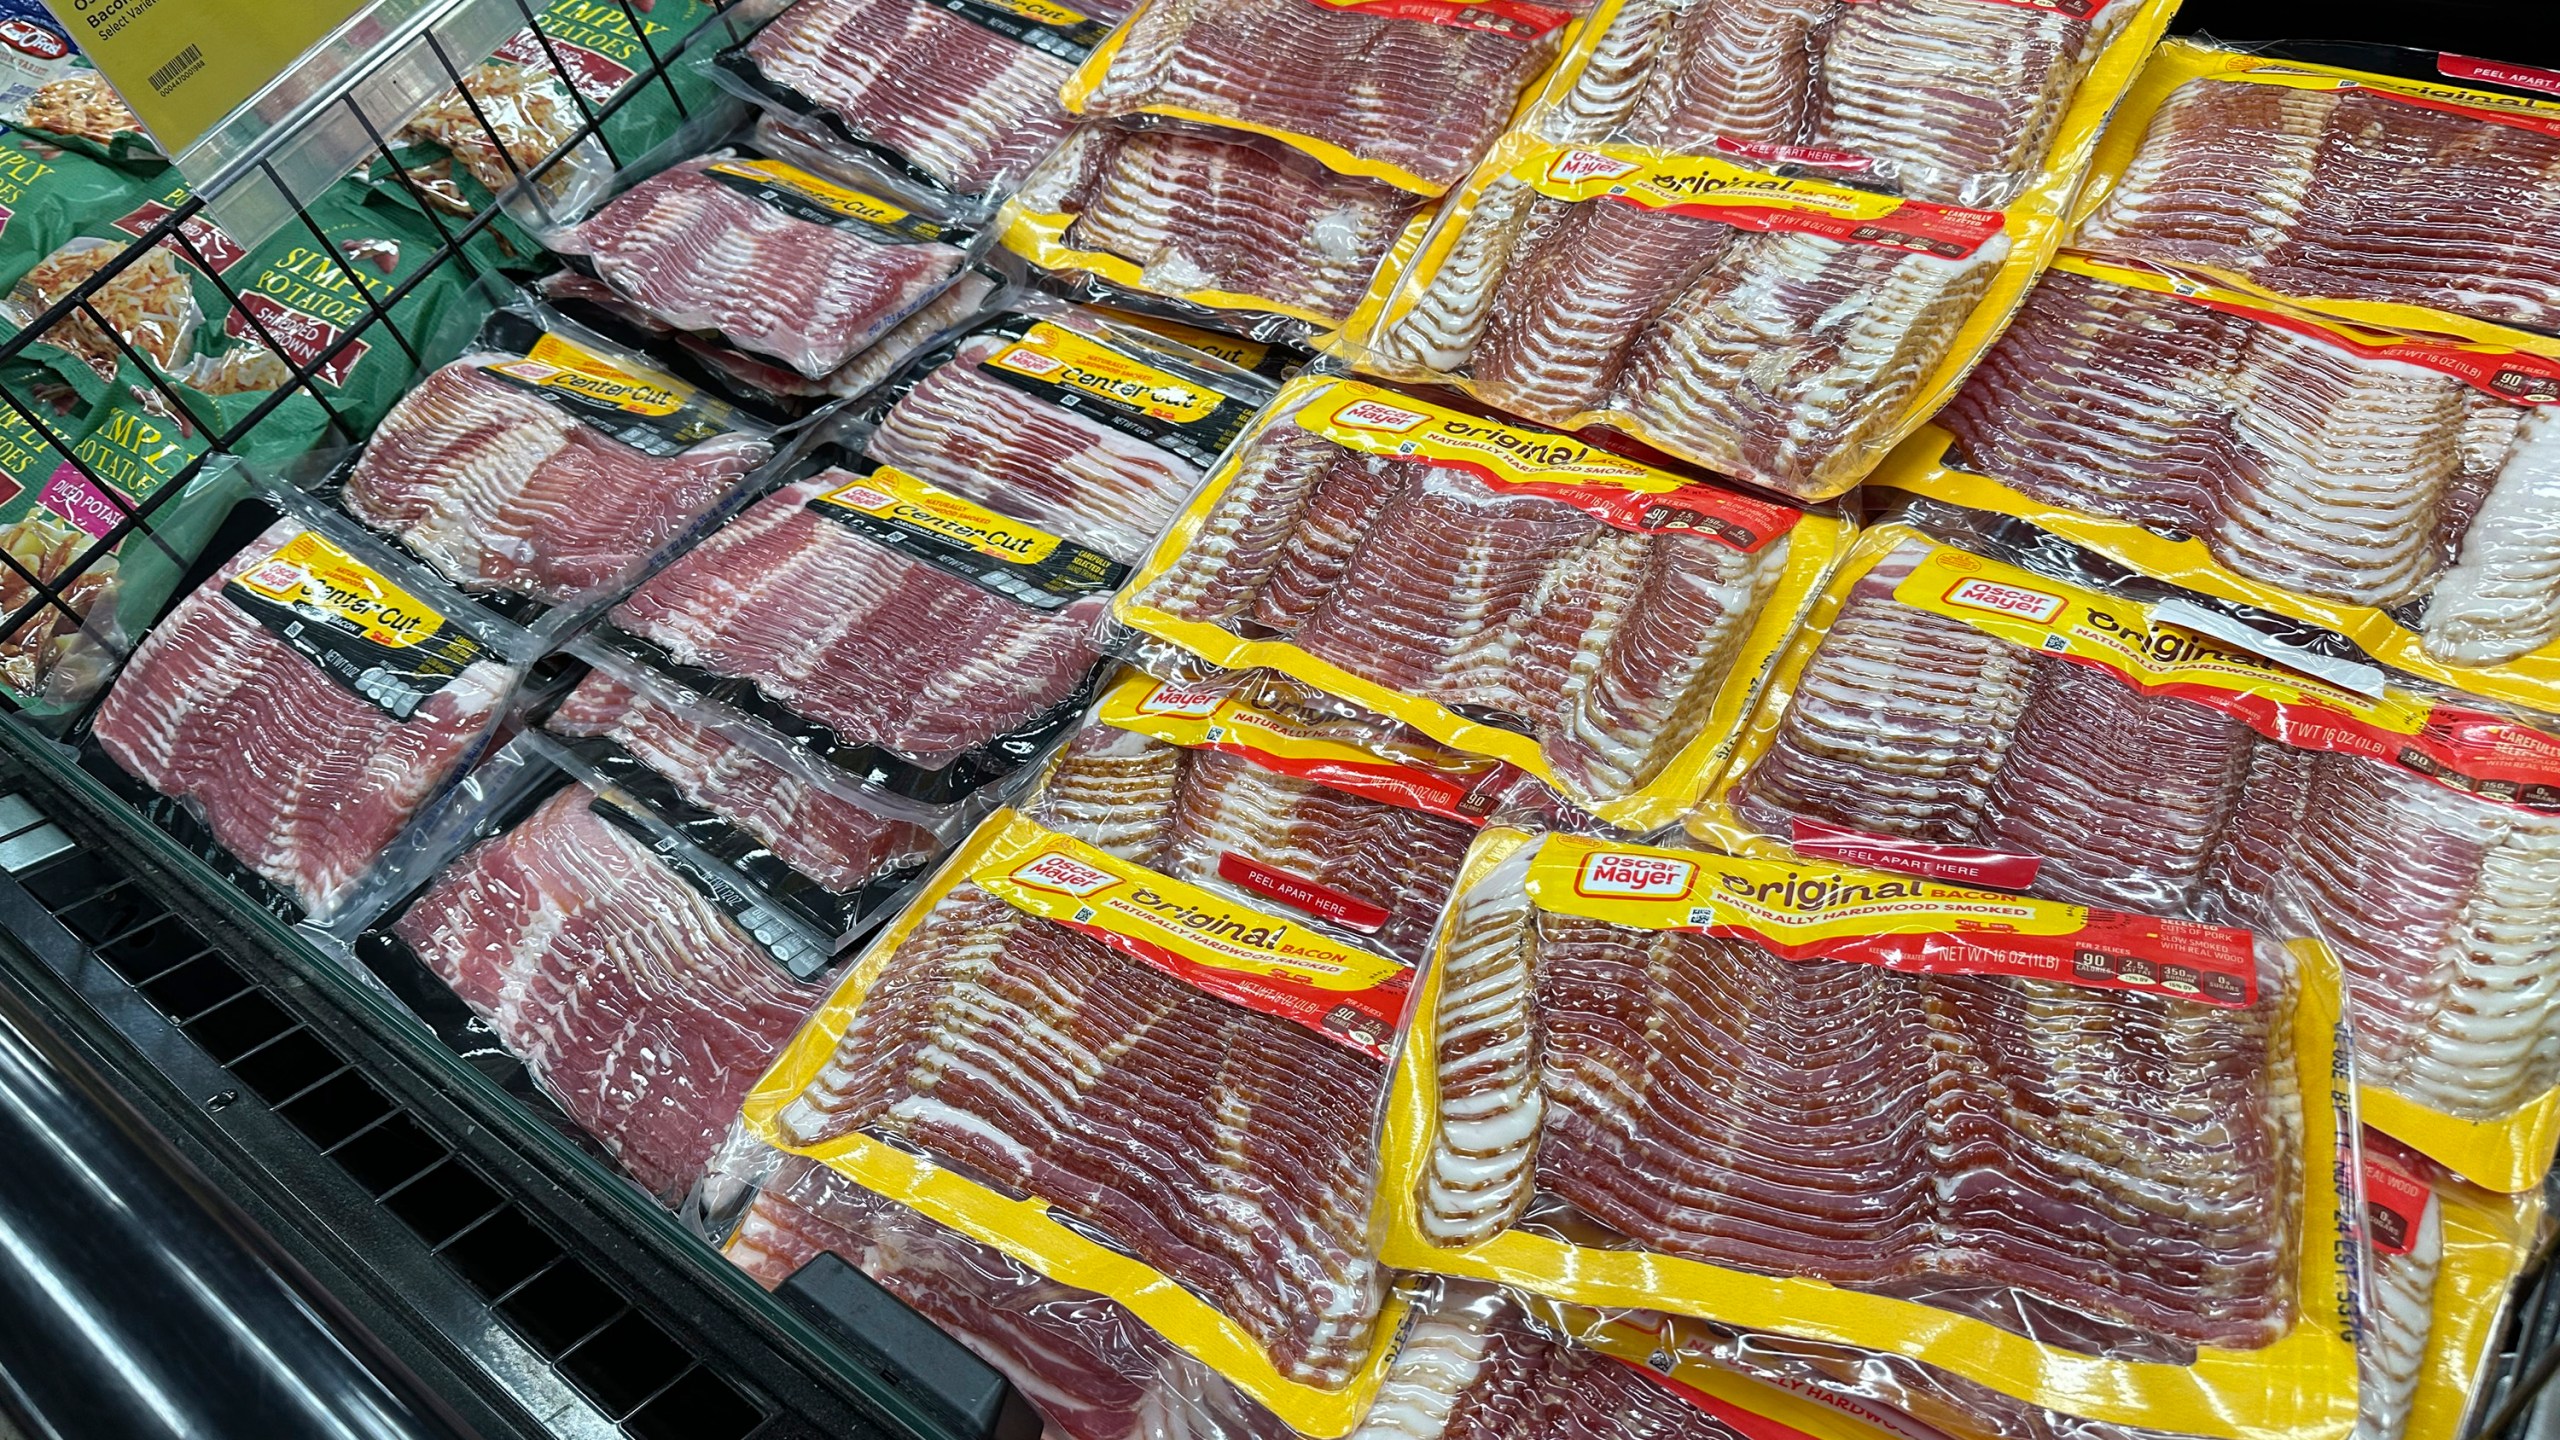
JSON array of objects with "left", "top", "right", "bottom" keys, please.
[
  {"left": 1631, "top": 192, "right": 2007, "bottom": 260},
  {"left": 2440, "top": 54, "right": 2560, "bottom": 99},
  {"left": 1301, "top": 0, "right": 1571, "bottom": 36},
  {"left": 1790, "top": 818, "right": 2043, "bottom": 888},
  {"left": 1047, "top": 913, "right": 1409, "bottom": 1058},
  {"left": 2362, "top": 1157, "right": 2434, "bottom": 1257},
  {"left": 1218, "top": 851, "right": 1391, "bottom": 933},
  {"left": 1710, "top": 137, "right": 1874, "bottom": 171},
  {"left": 1477, "top": 472, "right": 1802, "bottom": 550}
]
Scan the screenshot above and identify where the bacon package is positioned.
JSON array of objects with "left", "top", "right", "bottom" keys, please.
[
  {"left": 1692, "top": 519, "right": 2560, "bottom": 1190},
  {"left": 548, "top": 147, "right": 982, "bottom": 378},
  {"left": 2353, "top": 1138, "right": 2541, "bottom": 1440},
  {"left": 354, "top": 738, "right": 835, "bottom": 1203},
  {"left": 335, "top": 318, "right": 774, "bottom": 619},
  {"left": 542, "top": 644, "right": 961, "bottom": 951},
  {"left": 738, "top": 805, "right": 1427, "bottom": 1433},
  {"left": 725, "top": 1151, "right": 1303, "bottom": 1440},
  {"left": 1113, "top": 375, "right": 1844, "bottom": 831},
  {"left": 2073, "top": 43, "right": 2560, "bottom": 343},
  {"left": 713, "top": 0, "right": 1129, "bottom": 203},
  {"left": 1380, "top": 827, "right": 2355, "bottom": 1440},
  {"left": 1528, "top": 0, "right": 2156, "bottom": 209},
  {"left": 1876, "top": 255, "right": 2560, "bottom": 706},
  {"left": 1001, "top": 120, "right": 1435, "bottom": 343},
  {"left": 1060, "top": 0, "right": 1576, "bottom": 196},
  {"left": 841, "top": 298, "right": 1276, "bottom": 563},
  {"left": 83, "top": 493, "right": 528, "bottom": 922}
]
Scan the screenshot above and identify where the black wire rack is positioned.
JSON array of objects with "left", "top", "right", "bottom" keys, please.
[{"left": 0, "top": 0, "right": 769, "bottom": 718}]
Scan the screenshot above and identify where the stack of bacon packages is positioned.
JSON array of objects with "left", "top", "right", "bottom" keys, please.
[
  {"left": 1873, "top": 42, "right": 2560, "bottom": 745},
  {"left": 994, "top": 0, "right": 1586, "bottom": 345},
  {"left": 1329, "top": 0, "right": 2181, "bottom": 500}
]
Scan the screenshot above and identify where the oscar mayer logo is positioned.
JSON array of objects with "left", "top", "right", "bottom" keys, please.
[
  {"left": 1943, "top": 575, "right": 2065, "bottom": 624},
  {"left": 1330, "top": 397, "right": 1431, "bottom": 433},
  {"left": 1135, "top": 682, "right": 1225, "bottom": 718},
  {"left": 1547, "top": 149, "right": 1642, "bottom": 184},
  {"left": 990, "top": 343, "right": 1064, "bottom": 378},
  {"left": 1576, "top": 850, "right": 1697, "bottom": 900},
  {"left": 1010, "top": 850, "right": 1118, "bottom": 898},
  {"left": 0, "top": 19, "right": 68, "bottom": 59}
]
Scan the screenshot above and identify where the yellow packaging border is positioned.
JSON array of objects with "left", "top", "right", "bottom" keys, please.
[
  {"left": 1691, "top": 523, "right": 2560, "bottom": 1194},
  {"left": 2403, "top": 1180, "right": 2545, "bottom": 1440},
  {"left": 999, "top": 187, "right": 1441, "bottom": 343},
  {"left": 1377, "top": 826, "right": 2359, "bottom": 1440},
  {"left": 1325, "top": 0, "right": 2182, "bottom": 501},
  {"left": 1110, "top": 374, "right": 1852, "bottom": 833},
  {"left": 1059, "top": 3, "right": 1583, "bottom": 197},
  {"left": 1870, "top": 426, "right": 2560, "bottom": 717},
  {"left": 738, "top": 810, "right": 1407, "bottom": 1437},
  {"left": 2073, "top": 39, "right": 2560, "bottom": 353},
  {"left": 1528, "top": 1299, "right": 1931, "bottom": 1440}
]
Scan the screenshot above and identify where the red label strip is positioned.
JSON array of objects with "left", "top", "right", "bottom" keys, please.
[
  {"left": 1790, "top": 818, "right": 2043, "bottom": 889},
  {"left": 1708, "top": 915, "right": 2258, "bottom": 1009},
  {"left": 1218, "top": 851, "right": 1391, "bottom": 933}
]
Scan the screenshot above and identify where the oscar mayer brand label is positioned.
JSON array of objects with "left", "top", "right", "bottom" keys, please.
[
  {"left": 2361, "top": 1155, "right": 2435, "bottom": 1258},
  {"left": 1525, "top": 145, "right": 2007, "bottom": 261},
  {"left": 1525, "top": 835, "right": 2259, "bottom": 1007},
  {"left": 1297, "top": 380, "right": 1802, "bottom": 551},
  {"left": 1099, "top": 672, "right": 1493, "bottom": 822},
  {"left": 2050, "top": 256, "right": 2560, "bottom": 404},
  {"left": 1300, "top": 0, "right": 1572, "bottom": 40},
  {"left": 701, "top": 158, "right": 958, "bottom": 243},
  {"left": 481, "top": 332, "right": 746, "bottom": 455},
  {"left": 973, "top": 816, "right": 1411, "bottom": 1055},
  {"left": 1894, "top": 542, "right": 2560, "bottom": 808},
  {"left": 2201, "top": 60, "right": 2560, "bottom": 141},
  {"left": 928, "top": 0, "right": 1113, "bottom": 60},
  {"left": 971, "top": 317, "right": 1260, "bottom": 471},
  {"left": 223, "top": 530, "right": 490, "bottom": 719},
  {"left": 809, "top": 464, "right": 1129, "bottom": 608}
]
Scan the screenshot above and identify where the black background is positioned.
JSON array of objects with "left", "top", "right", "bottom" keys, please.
[{"left": 2172, "top": 0, "right": 2557, "bottom": 65}]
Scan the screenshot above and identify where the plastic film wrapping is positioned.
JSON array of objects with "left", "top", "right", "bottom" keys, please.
[
  {"left": 998, "top": 120, "right": 1439, "bottom": 345},
  {"left": 2072, "top": 41, "right": 2560, "bottom": 346},
  {"left": 1871, "top": 253, "right": 2560, "bottom": 709},
  {"left": 1109, "top": 373, "right": 1846, "bottom": 831},
  {"left": 79, "top": 485, "right": 533, "bottom": 923},
  {"left": 1059, "top": 0, "right": 1578, "bottom": 197},
  {"left": 1378, "top": 825, "right": 2358, "bottom": 1440},
  {"left": 1693, "top": 519, "right": 2560, "bottom": 1190},
  {"left": 546, "top": 143, "right": 987, "bottom": 379}
]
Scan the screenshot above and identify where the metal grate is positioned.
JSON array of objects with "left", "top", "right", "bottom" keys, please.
[
  {"left": 0, "top": 795, "right": 769, "bottom": 1440},
  {"left": 0, "top": 0, "right": 765, "bottom": 714}
]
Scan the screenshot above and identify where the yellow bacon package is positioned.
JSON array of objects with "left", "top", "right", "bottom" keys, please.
[
  {"left": 1873, "top": 252, "right": 2560, "bottom": 711},
  {"left": 739, "top": 808, "right": 1425, "bottom": 1435},
  {"left": 1379, "top": 825, "right": 2357, "bottom": 1440},
  {"left": 1329, "top": 0, "right": 2178, "bottom": 501},
  {"left": 2073, "top": 39, "right": 2560, "bottom": 348},
  {"left": 998, "top": 122, "right": 1442, "bottom": 345},
  {"left": 1060, "top": 0, "right": 1580, "bottom": 197},
  {"left": 1693, "top": 522, "right": 2560, "bottom": 1191},
  {"left": 1109, "top": 373, "right": 1848, "bottom": 831}
]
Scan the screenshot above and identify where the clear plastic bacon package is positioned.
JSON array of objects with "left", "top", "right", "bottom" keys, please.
[
  {"left": 1691, "top": 512, "right": 2560, "bottom": 1191},
  {"left": 2072, "top": 40, "right": 2560, "bottom": 347},
  {"left": 322, "top": 299, "right": 778, "bottom": 627},
  {"left": 1873, "top": 253, "right": 2560, "bottom": 708},
  {"left": 997, "top": 119, "right": 1439, "bottom": 346},
  {"left": 78, "top": 483, "right": 536, "bottom": 925},
  {"left": 734, "top": 795, "right": 1439, "bottom": 1434},
  {"left": 1379, "top": 824, "right": 2358, "bottom": 1440},
  {"left": 705, "top": 0, "right": 1125, "bottom": 209},
  {"left": 545, "top": 139, "right": 989, "bottom": 379},
  {"left": 824, "top": 294, "right": 1277, "bottom": 564},
  {"left": 335, "top": 734, "right": 836, "bottom": 1205},
  {"left": 1109, "top": 372, "right": 1847, "bottom": 832},
  {"left": 536, "top": 640, "right": 970, "bottom": 952},
  {"left": 1522, "top": 0, "right": 2167, "bottom": 211},
  {"left": 1059, "top": 0, "right": 1578, "bottom": 198},
  {"left": 709, "top": 1138, "right": 1307, "bottom": 1440}
]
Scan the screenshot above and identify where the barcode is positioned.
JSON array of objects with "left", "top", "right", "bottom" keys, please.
[{"left": 148, "top": 43, "right": 203, "bottom": 96}]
